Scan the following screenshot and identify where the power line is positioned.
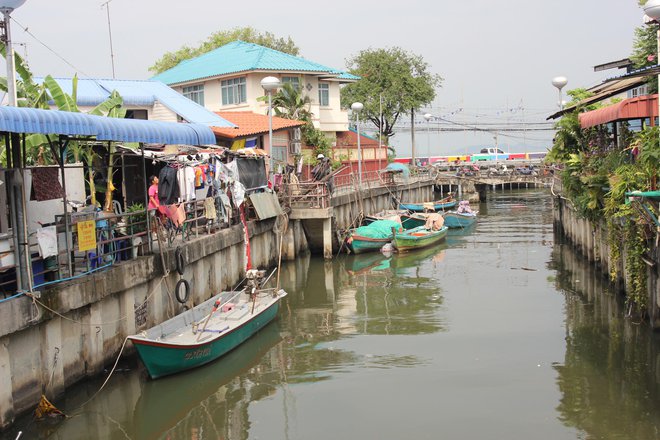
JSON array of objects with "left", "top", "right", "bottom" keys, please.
[{"left": 11, "top": 17, "right": 93, "bottom": 79}]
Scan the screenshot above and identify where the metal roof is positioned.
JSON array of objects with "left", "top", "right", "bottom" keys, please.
[
  {"left": 0, "top": 106, "right": 217, "bottom": 145},
  {"left": 35, "top": 77, "right": 235, "bottom": 127},
  {"left": 546, "top": 77, "right": 648, "bottom": 120},
  {"left": 152, "top": 41, "right": 357, "bottom": 85},
  {"left": 579, "top": 94, "right": 658, "bottom": 128}
]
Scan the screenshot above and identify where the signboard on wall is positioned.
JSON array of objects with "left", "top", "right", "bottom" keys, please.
[{"left": 77, "top": 220, "right": 96, "bottom": 252}]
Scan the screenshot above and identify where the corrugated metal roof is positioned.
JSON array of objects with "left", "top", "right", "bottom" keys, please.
[
  {"left": 35, "top": 77, "right": 235, "bottom": 127},
  {"left": 579, "top": 94, "right": 658, "bottom": 128},
  {"left": 152, "top": 41, "right": 356, "bottom": 85},
  {"left": 0, "top": 106, "right": 97, "bottom": 136},
  {"left": 0, "top": 106, "right": 217, "bottom": 145},
  {"left": 546, "top": 77, "right": 648, "bottom": 120}
]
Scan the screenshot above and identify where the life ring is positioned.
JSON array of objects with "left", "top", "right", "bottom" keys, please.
[
  {"left": 175, "top": 279, "right": 190, "bottom": 303},
  {"left": 175, "top": 247, "right": 186, "bottom": 276}
]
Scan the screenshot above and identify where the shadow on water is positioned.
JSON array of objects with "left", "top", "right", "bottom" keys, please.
[{"left": 551, "top": 237, "right": 660, "bottom": 440}]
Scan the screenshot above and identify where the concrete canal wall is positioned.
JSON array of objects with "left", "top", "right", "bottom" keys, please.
[
  {"left": 0, "top": 218, "right": 308, "bottom": 429},
  {"left": 0, "top": 179, "right": 438, "bottom": 429},
  {"left": 553, "top": 197, "right": 660, "bottom": 328}
]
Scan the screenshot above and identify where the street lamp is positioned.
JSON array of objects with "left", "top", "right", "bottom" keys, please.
[
  {"left": 261, "top": 76, "right": 280, "bottom": 175},
  {"left": 0, "top": 0, "right": 26, "bottom": 106},
  {"left": 644, "top": 0, "right": 660, "bottom": 130},
  {"left": 423, "top": 113, "right": 432, "bottom": 165},
  {"left": 351, "top": 102, "right": 364, "bottom": 185},
  {"left": 552, "top": 76, "right": 568, "bottom": 111}
]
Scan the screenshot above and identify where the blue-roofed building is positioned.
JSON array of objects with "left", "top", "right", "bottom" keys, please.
[
  {"left": 151, "top": 41, "right": 359, "bottom": 156},
  {"left": 35, "top": 77, "right": 235, "bottom": 129}
]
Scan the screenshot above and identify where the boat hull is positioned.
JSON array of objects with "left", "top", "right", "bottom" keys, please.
[
  {"left": 129, "top": 300, "right": 281, "bottom": 379},
  {"left": 400, "top": 213, "right": 429, "bottom": 229},
  {"left": 443, "top": 212, "right": 477, "bottom": 228},
  {"left": 346, "top": 235, "right": 391, "bottom": 254},
  {"left": 399, "top": 200, "right": 457, "bottom": 212},
  {"left": 393, "top": 226, "right": 448, "bottom": 252}
]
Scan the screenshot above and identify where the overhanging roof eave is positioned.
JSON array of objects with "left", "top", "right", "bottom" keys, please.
[{"left": 0, "top": 106, "right": 217, "bottom": 145}]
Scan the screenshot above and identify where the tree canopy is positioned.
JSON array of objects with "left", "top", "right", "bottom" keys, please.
[
  {"left": 149, "top": 27, "right": 300, "bottom": 74},
  {"left": 340, "top": 47, "right": 442, "bottom": 143}
]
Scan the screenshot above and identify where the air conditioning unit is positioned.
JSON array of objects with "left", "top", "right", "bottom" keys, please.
[
  {"left": 292, "top": 127, "right": 302, "bottom": 141},
  {"left": 289, "top": 142, "right": 301, "bottom": 154}
]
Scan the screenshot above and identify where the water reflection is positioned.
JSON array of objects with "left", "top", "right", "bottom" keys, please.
[
  {"left": 552, "top": 238, "right": 660, "bottom": 440},
  {"left": 13, "top": 190, "right": 660, "bottom": 440}
]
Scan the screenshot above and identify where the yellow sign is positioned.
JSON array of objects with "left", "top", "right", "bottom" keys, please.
[{"left": 77, "top": 220, "right": 96, "bottom": 252}]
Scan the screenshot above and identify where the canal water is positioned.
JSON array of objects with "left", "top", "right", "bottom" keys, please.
[{"left": 5, "top": 189, "right": 660, "bottom": 439}]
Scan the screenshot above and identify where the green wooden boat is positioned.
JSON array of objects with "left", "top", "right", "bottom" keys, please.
[
  {"left": 128, "top": 280, "right": 287, "bottom": 379},
  {"left": 400, "top": 212, "right": 433, "bottom": 229},
  {"left": 443, "top": 211, "right": 478, "bottom": 228},
  {"left": 392, "top": 225, "right": 448, "bottom": 252},
  {"left": 345, "top": 219, "right": 402, "bottom": 254}
]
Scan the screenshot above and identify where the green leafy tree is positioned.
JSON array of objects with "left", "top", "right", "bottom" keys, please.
[
  {"left": 150, "top": 27, "right": 299, "bottom": 74},
  {"left": 547, "top": 88, "right": 598, "bottom": 162},
  {"left": 340, "top": 47, "right": 442, "bottom": 143}
]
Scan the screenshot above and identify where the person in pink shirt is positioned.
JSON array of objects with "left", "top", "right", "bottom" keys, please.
[
  {"left": 148, "top": 175, "right": 159, "bottom": 210},
  {"left": 148, "top": 175, "right": 160, "bottom": 238}
]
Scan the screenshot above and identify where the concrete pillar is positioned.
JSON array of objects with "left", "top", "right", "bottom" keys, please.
[
  {"left": 0, "top": 338, "right": 14, "bottom": 428},
  {"left": 41, "top": 318, "right": 64, "bottom": 398},
  {"left": 323, "top": 218, "right": 332, "bottom": 260}
]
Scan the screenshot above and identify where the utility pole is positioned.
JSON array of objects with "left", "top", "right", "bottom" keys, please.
[{"left": 101, "top": 0, "right": 116, "bottom": 78}]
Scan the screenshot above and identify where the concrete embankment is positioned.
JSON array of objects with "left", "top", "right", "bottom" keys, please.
[
  {"left": 553, "top": 196, "right": 660, "bottom": 328},
  {"left": 0, "top": 179, "right": 436, "bottom": 429},
  {"left": 0, "top": 218, "right": 306, "bottom": 429}
]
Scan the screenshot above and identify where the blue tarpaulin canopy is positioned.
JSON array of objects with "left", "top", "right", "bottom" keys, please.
[
  {"left": 384, "top": 162, "right": 410, "bottom": 179},
  {"left": 0, "top": 106, "right": 217, "bottom": 145}
]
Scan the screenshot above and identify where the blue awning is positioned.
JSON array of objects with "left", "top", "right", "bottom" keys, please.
[{"left": 0, "top": 106, "right": 217, "bottom": 145}]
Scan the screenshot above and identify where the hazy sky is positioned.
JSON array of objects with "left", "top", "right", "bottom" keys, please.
[{"left": 4, "top": 0, "right": 645, "bottom": 156}]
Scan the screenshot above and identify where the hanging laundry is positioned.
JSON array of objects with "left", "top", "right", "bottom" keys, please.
[
  {"left": 36, "top": 226, "right": 58, "bottom": 258},
  {"left": 194, "top": 166, "right": 204, "bottom": 189},
  {"left": 158, "top": 166, "right": 179, "bottom": 205},
  {"left": 218, "top": 193, "right": 232, "bottom": 224},
  {"left": 177, "top": 166, "right": 196, "bottom": 202},
  {"left": 204, "top": 197, "right": 217, "bottom": 220},
  {"left": 30, "top": 167, "right": 64, "bottom": 201}
]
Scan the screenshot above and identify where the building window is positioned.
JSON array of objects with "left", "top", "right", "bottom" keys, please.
[
  {"left": 182, "top": 84, "right": 204, "bottom": 106},
  {"left": 318, "top": 83, "right": 329, "bottom": 107},
  {"left": 221, "top": 77, "right": 247, "bottom": 105},
  {"left": 282, "top": 76, "right": 300, "bottom": 90}
]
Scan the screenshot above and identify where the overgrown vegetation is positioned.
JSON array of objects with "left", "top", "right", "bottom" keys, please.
[{"left": 550, "top": 101, "right": 659, "bottom": 314}]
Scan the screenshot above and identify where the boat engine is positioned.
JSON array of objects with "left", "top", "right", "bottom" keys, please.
[{"left": 246, "top": 269, "right": 267, "bottom": 290}]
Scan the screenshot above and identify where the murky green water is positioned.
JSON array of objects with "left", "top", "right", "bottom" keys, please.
[{"left": 5, "top": 189, "right": 660, "bottom": 439}]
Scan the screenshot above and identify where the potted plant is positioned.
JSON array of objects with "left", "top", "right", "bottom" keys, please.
[{"left": 125, "top": 203, "right": 147, "bottom": 258}]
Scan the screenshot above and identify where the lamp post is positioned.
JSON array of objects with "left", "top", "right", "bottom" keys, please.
[
  {"left": 351, "top": 102, "right": 364, "bottom": 185},
  {"left": 261, "top": 76, "right": 280, "bottom": 175},
  {"left": 0, "top": 0, "right": 30, "bottom": 292},
  {"left": 1, "top": 0, "right": 26, "bottom": 106},
  {"left": 423, "top": 113, "right": 432, "bottom": 165},
  {"left": 644, "top": 0, "right": 660, "bottom": 130},
  {"left": 552, "top": 76, "right": 568, "bottom": 110}
]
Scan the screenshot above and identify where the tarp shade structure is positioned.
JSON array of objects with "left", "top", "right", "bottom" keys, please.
[
  {"left": 235, "top": 157, "right": 267, "bottom": 190},
  {"left": 0, "top": 106, "right": 217, "bottom": 145},
  {"left": 579, "top": 94, "right": 658, "bottom": 128}
]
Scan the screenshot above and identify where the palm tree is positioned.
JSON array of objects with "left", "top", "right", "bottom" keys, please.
[{"left": 270, "top": 82, "right": 311, "bottom": 122}]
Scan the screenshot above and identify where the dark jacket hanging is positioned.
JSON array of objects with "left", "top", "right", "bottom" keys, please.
[{"left": 158, "top": 166, "right": 179, "bottom": 205}]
